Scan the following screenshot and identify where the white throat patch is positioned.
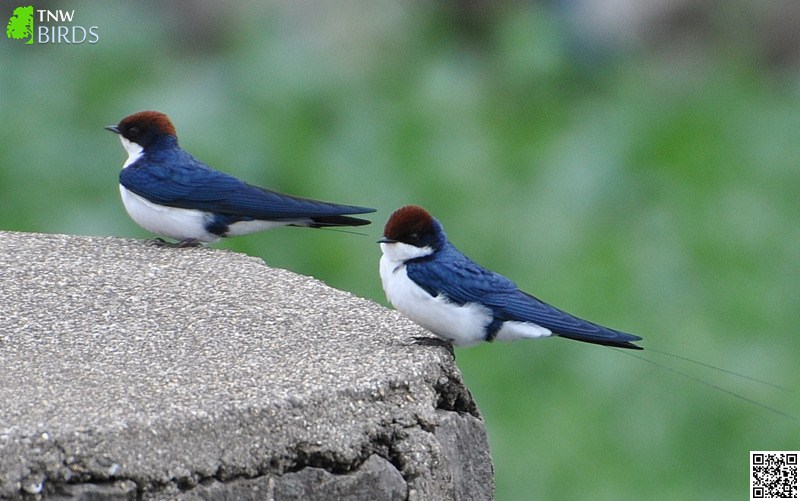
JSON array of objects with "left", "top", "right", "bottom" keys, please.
[
  {"left": 379, "top": 241, "right": 434, "bottom": 265},
  {"left": 119, "top": 136, "right": 144, "bottom": 169}
]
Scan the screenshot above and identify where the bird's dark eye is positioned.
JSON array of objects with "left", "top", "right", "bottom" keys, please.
[
  {"left": 128, "top": 126, "right": 140, "bottom": 137},
  {"left": 408, "top": 232, "right": 419, "bottom": 241}
]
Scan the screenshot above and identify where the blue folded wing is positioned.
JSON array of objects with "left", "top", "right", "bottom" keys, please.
[
  {"left": 406, "top": 244, "right": 642, "bottom": 349},
  {"left": 120, "top": 151, "right": 374, "bottom": 220},
  {"left": 406, "top": 245, "right": 518, "bottom": 306},
  {"left": 498, "top": 289, "right": 642, "bottom": 348}
]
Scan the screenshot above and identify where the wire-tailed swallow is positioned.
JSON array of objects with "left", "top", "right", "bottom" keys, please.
[
  {"left": 106, "top": 111, "right": 375, "bottom": 246},
  {"left": 378, "top": 205, "right": 642, "bottom": 349}
]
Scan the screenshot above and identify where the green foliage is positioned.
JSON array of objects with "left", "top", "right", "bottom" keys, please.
[{"left": 1, "top": 2, "right": 797, "bottom": 499}]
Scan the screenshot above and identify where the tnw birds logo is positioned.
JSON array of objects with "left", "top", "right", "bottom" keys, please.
[{"left": 4, "top": 5, "right": 99, "bottom": 45}]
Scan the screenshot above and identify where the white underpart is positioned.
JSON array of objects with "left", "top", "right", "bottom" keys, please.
[
  {"left": 119, "top": 186, "right": 220, "bottom": 243},
  {"left": 380, "top": 241, "right": 552, "bottom": 347},
  {"left": 120, "top": 186, "right": 294, "bottom": 243},
  {"left": 493, "top": 320, "right": 552, "bottom": 342},
  {"left": 116, "top": 136, "right": 294, "bottom": 243},
  {"left": 224, "top": 219, "right": 294, "bottom": 236}
]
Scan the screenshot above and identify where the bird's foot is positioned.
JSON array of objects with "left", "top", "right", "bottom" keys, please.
[
  {"left": 407, "top": 336, "right": 456, "bottom": 359},
  {"left": 148, "top": 238, "right": 174, "bottom": 247},
  {"left": 407, "top": 336, "right": 451, "bottom": 347},
  {"left": 148, "top": 238, "right": 202, "bottom": 248},
  {"left": 177, "top": 238, "right": 203, "bottom": 248}
]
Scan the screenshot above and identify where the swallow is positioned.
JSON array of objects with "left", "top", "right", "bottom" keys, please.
[
  {"left": 378, "top": 205, "right": 642, "bottom": 349},
  {"left": 106, "top": 111, "right": 375, "bottom": 246}
]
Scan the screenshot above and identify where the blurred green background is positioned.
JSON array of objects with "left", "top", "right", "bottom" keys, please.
[{"left": 1, "top": 1, "right": 798, "bottom": 499}]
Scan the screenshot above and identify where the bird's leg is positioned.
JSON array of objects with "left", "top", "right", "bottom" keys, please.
[
  {"left": 148, "top": 237, "right": 174, "bottom": 247},
  {"left": 147, "top": 238, "right": 202, "bottom": 248},
  {"left": 177, "top": 238, "right": 202, "bottom": 248}
]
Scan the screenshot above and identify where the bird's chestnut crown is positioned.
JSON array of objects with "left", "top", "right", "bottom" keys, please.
[
  {"left": 383, "top": 205, "right": 442, "bottom": 248},
  {"left": 110, "top": 111, "right": 177, "bottom": 148}
]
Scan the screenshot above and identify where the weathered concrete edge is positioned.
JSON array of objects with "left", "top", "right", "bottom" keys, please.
[
  {"left": 4, "top": 366, "right": 486, "bottom": 500},
  {"left": 29, "top": 411, "right": 488, "bottom": 501}
]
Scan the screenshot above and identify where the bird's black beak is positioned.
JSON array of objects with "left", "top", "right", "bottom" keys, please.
[
  {"left": 105, "top": 125, "right": 120, "bottom": 134},
  {"left": 377, "top": 237, "right": 396, "bottom": 244}
]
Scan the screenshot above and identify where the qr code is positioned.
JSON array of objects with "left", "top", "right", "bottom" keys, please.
[{"left": 751, "top": 452, "right": 798, "bottom": 500}]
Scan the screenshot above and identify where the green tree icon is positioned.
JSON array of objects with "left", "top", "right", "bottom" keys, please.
[{"left": 7, "top": 6, "right": 34, "bottom": 45}]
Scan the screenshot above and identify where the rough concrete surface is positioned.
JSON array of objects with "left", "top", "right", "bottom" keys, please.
[{"left": 0, "top": 231, "right": 493, "bottom": 500}]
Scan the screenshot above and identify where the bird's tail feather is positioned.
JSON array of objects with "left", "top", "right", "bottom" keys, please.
[
  {"left": 558, "top": 332, "right": 643, "bottom": 350},
  {"left": 304, "top": 215, "right": 373, "bottom": 228}
]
